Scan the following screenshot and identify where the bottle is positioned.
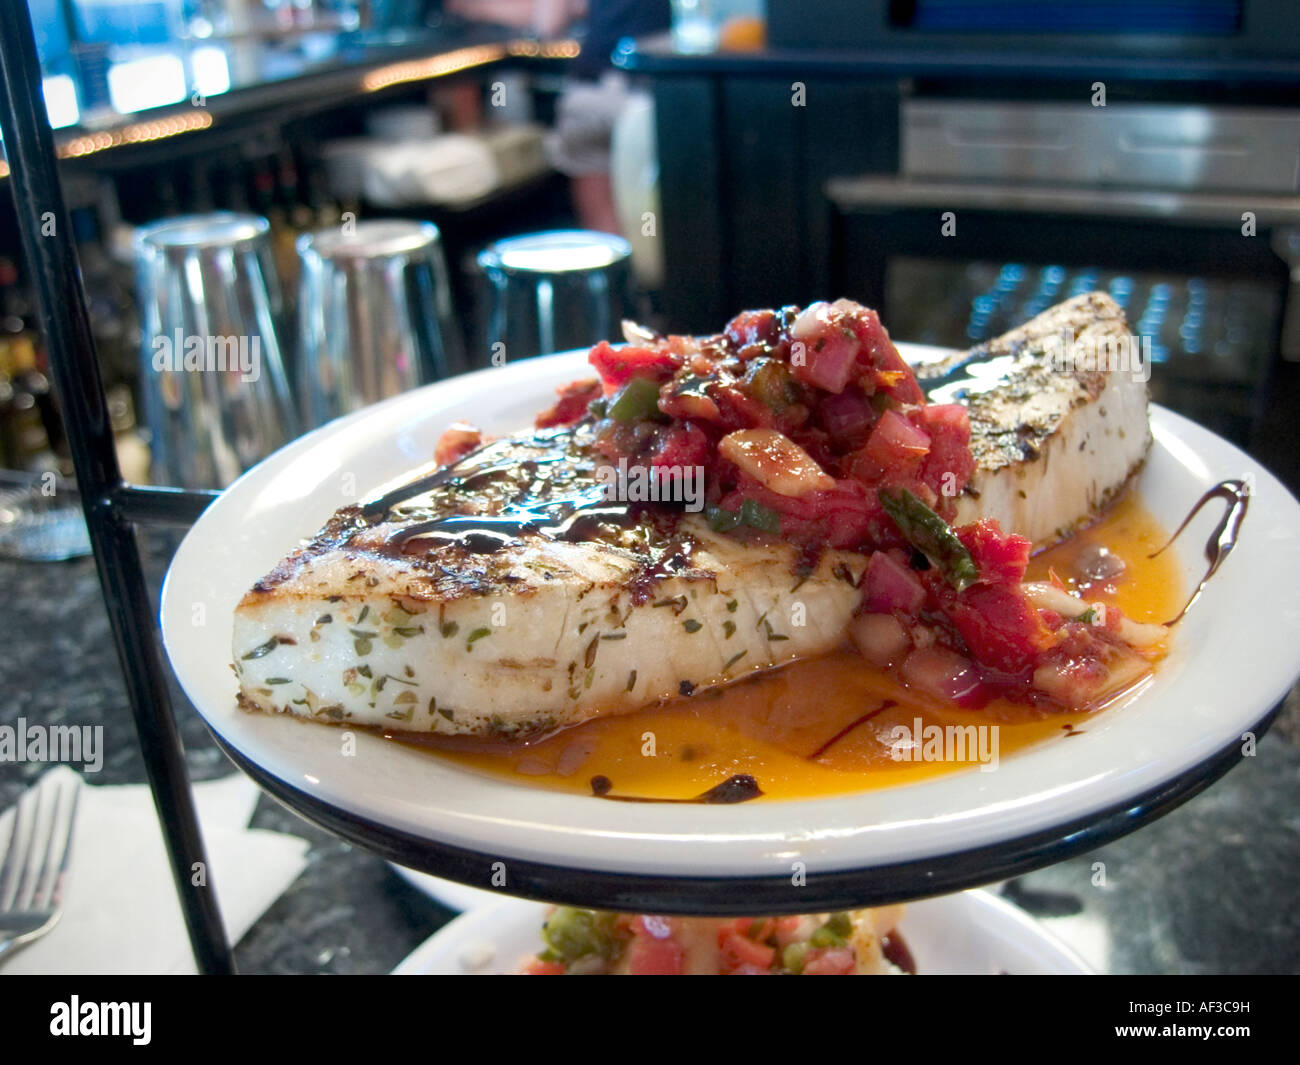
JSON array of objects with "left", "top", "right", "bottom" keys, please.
[{"left": 0, "top": 334, "right": 64, "bottom": 473}]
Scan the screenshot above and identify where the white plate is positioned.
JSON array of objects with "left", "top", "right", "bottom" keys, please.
[
  {"left": 161, "top": 348, "right": 1300, "bottom": 907},
  {"left": 388, "top": 863, "right": 502, "bottom": 913},
  {"left": 390, "top": 889, "right": 1093, "bottom": 975}
]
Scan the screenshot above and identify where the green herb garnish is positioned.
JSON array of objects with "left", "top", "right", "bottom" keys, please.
[
  {"left": 706, "top": 505, "right": 741, "bottom": 533},
  {"left": 878, "top": 488, "right": 980, "bottom": 592},
  {"left": 707, "top": 499, "right": 781, "bottom": 535},
  {"left": 240, "top": 637, "right": 280, "bottom": 661},
  {"left": 739, "top": 499, "right": 781, "bottom": 533}
]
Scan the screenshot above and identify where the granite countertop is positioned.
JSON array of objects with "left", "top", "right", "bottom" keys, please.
[{"left": 2, "top": 527, "right": 1297, "bottom": 974}]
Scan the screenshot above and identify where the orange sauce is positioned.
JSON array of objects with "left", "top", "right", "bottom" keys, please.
[{"left": 396, "top": 493, "right": 1181, "bottom": 800}]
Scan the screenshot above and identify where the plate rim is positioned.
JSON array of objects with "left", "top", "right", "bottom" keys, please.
[{"left": 208, "top": 704, "right": 1277, "bottom": 914}]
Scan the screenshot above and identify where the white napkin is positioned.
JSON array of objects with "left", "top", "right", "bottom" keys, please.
[
  {"left": 2, "top": 766, "right": 310, "bottom": 974},
  {"left": 362, "top": 134, "right": 500, "bottom": 207}
]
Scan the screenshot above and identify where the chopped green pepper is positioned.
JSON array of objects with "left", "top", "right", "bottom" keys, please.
[
  {"left": 607, "top": 376, "right": 662, "bottom": 422},
  {"left": 782, "top": 941, "right": 809, "bottom": 973},
  {"left": 878, "top": 487, "right": 980, "bottom": 592},
  {"left": 746, "top": 358, "right": 794, "bottom": 412},
  {"left": 541, "top": 907, "right": 623, "bottom": 964},
  {"left": 810, "top": 912, "right": 853, "bottom": 949}
]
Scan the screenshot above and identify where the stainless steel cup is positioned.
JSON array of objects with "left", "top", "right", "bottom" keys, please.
[
  {"left": 296, "top": 220, "right": 459, "bottom": 429},
  {"left": 477, "top": 230, "right": 634, "bottom": 362},
  {"left": 134, "top": 213, "right": 296, "bottom": 490}
]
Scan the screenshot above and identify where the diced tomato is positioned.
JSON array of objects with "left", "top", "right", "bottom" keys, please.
[
  {"left": 847, "top": 309, "right": 925, "bottom": 405},
  {"left": 625, "top": 916, "right": 684, "bottom": 974},
  {"left": 433, "top": 422, "right": 482, "bottom": 467},
  {"left": 716, "top": 918, "right": 748, "bottom": 937},
  {"left": 917, "top": 403, "right": 976, "bottom": 507},
  {"left": 534, "top": 378, "right": 603, "bottom": 429},
  {"left": 957, "top": 518, "right": 1033, "bottom": 585},
  {"left": 651, "top": 421, "right": 712, "bottom": 471},
  {"left": 626, "top": 934, "right": 685, "bottom": 975},
  {"left": 864, "top": 409, "right": 931, "bottom": 472},
  {"left": 801, "top": 947, "right": 857, "bottom": 975},
  {"left": 720, "top": 932, "right": 777, "bottom": 973},
  {"left": 723, "top": 477, "right": 885, "bottom": 551},
  {"left": 725, "top": 308, "right": 780, "bottom": 352},
  {"left": 523, "top": 958, "right": 567, "bottom": 975},
  {"left": 588, "top": 340, "right": 681, "bottom": 390},
  {"left": 936, "top": 582, "right": 1056, "bottom": 674},
  {"left": 773, "top": 916, "right": 804, "bottom": 947},
  {"left": 716, "top": 916, "right": 781, "bottom": 944},
  {"left": 844, "top": 444, "right": 885, "bottom": 485}
]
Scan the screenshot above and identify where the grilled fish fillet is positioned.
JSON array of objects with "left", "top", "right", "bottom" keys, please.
[
  {"left": 917, "top": 292, "right": 1150, "bottom": 547},
  {"left": 234, "top": 424, "right": 868, "bottom": 738},
  {"left": 233, "top": 293, "right": 1150, "bottom": 737}
]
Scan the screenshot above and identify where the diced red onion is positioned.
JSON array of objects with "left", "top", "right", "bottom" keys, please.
[
  {"left": 900, "top": 647, "right": 981, "bottom": 701},
  {"left": 865, "top": 409, "right": 931, "bottom": 469},
  {"left": 818, "top": 389, "right": 877, "bottom": 446},
  {"left": 862, "top": 551, "right": 926, "bottom": 615}
]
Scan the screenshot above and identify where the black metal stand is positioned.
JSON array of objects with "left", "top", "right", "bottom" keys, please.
[{"left": 0, "top": 2, "right": 233, "bottom": 972}]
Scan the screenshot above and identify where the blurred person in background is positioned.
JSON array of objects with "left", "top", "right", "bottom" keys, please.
[{"left": 448, "top": 0, "right": 670, "bottom": 235}]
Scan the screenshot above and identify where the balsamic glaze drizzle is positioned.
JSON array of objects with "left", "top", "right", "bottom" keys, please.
[
  {"left": 357, "top": 426, "right": 640, "bottom": 554},
  {"left": 807, "top": 701, "right": 896, "bottom": 761},
  {"left": 1149, "top": 478, "right": 1250, "bottom": 625},
  {"left": 588, "top": 773, "right": 764, "bottom": 804}
]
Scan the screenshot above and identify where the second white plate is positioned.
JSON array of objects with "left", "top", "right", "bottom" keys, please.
[{"left": 391, "top": 890, "right": 1093, "bottom": 975}]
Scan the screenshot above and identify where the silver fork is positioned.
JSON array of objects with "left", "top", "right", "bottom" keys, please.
[{"left": 0, "top": 774, "right": 81, "bottom": 963}]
